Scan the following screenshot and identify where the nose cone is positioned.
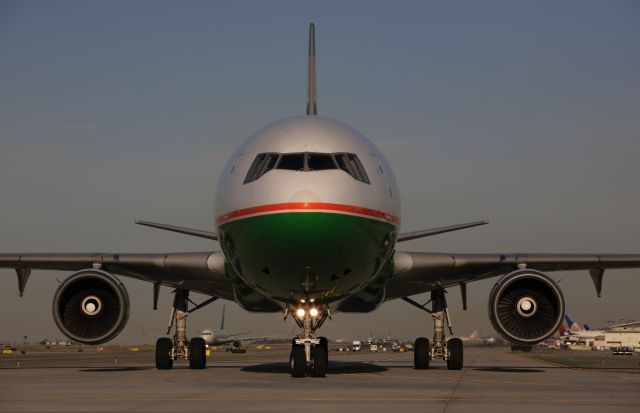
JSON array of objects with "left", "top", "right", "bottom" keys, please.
[{"left": 289, "top": 190, "right": 322, "bottom": 203}]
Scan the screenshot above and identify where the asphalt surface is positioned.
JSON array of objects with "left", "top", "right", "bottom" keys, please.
[{"left": 0, "top": 346, "right": 639, "bottom": 412}]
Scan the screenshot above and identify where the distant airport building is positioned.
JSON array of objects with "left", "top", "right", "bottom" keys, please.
[
  {"left": 562, "top": 321, "right": 640, "bottom": 351},
  {"left": 604, "top": 322, "right": 640, "bottom": 350}
]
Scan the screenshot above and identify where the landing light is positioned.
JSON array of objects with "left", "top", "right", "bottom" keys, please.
[
  {"left": 309, "top": 308, "right": 319, "bottom": 317},
  {"left": 295, "top": 308, "right": 306, "bottom": 318}
]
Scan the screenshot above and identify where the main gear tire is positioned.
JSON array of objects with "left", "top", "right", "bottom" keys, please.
[
  {"left": 155, "top": 337, "right": 173, "bottom": 370},
  {"left": 414, "top": 337, "right": 430, "bottom": 369},
  {"left": 189, "top": 337, "right": 207, "bottom": 369},
  {"left": 447, "top": 338, "right": 463, "bottom": 370}
]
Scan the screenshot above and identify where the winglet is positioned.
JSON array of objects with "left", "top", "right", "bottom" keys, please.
[{"left": 306, "top": 23, "right": 317, "bottom": 116}]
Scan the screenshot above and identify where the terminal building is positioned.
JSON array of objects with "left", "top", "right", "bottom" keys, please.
[
  {"left": 563, "top": 322, "right": 640, "bottom": 351},
  {"left": 603, "top": 322, "right": 640, "bottom": 350}
]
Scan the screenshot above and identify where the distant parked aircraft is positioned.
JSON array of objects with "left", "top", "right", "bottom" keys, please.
[{"left": 200, "top": 305, "right": 274, "bottom": 348}]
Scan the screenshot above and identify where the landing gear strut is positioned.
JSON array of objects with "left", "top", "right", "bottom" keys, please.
[
  {"left": 155, "top": 288, "right": 217, "bottom": 370},
  {"left": 404, "top": 289, "right": 464, "bottom": 370},
  {"left": 288, "top": 307, "right": 329, "bottom": 377}
]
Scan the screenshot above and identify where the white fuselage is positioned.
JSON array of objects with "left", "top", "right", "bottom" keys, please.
[
  {"left": 212, "top": 115, "right": 401, "bottom": 311},
  {"left": 214, "top": 116, "right": 401, "bottom": 225}
]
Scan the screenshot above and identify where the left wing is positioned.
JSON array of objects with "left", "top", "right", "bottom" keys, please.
[
  {"left": 0, "top": 252, "right": 233, "bottom": 299},
  {"left": 387, "top": 251, "right": 640, "bottom": 300}
]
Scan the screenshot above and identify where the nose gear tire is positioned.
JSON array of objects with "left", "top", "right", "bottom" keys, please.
[
  {"left": 311, "top": 345, "right": 327, "bottom": 377},
  {"left": 319, "top": 336, "right": 329, "bottom": 366},
  {"left": 290, "top": 345, "right": 306, "bottom": 378}
]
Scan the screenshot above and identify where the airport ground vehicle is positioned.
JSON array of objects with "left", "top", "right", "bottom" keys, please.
[{"left": 611, "top": 347, "right": 634, "bottom": 355}]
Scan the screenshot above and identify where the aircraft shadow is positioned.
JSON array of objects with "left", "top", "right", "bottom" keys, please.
[
  {"left": 80, "top": 366, "right": 154, "bottom": 372},
  {"left": 242, "top": 360, "right": 388, "bottom": 375},
  {"left": 473, "top": 367, "right": 544, "bottom": 373}
]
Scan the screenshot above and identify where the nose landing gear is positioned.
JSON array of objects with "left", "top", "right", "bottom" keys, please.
[
  {"left": 288, "top": 307, "right": 329, "bottom": 377},
  {"left": 404, "top": 289, "right": 464, "bottom": 371}
]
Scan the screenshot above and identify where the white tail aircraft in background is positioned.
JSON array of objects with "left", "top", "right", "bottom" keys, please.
[
  {"left": 457, "top": 330, "right": 497, "bottom": 346},
  {"left": 200, "top": 305, "right": 274, "bottom": 349},
  {"left": 2, "top": 23, "right": 640, "bottom": 378}
]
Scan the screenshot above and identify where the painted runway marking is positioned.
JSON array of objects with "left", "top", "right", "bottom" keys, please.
[{"left": 1, "top": 396, "right": 638, "bottom": 405}]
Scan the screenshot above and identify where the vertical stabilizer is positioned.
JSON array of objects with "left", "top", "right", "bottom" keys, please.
[
  {"left": 220, "top": 304, "right": 226, "bottom": 331},
  {"left": 564, "top": 314, "right": 573, "bottom": 327},
  {"left": 306, "top": 23, "right": 317, "bottom": 115},
  {"left": 565, "top": 314, "right": 581, "bottom": 332}
]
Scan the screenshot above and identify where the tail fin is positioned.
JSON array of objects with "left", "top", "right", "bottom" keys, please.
[
  {"left": 564, "top": 315, "right": 574, "bottom": 327},
  {"left": 220, "top": 304, "right": 226, "bottom": 331},
  {"left": 306, "top": 23, "right": 317, "bottom": 116},
  {"left": 565, "top": 314, "right": 582, "bottom": 332}
]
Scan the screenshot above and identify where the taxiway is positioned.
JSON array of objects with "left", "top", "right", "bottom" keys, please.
[{"left": 0, "top": 346, "right": 638, "bottom": 412}]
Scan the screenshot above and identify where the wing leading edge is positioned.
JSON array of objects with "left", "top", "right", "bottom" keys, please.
[
  {"left": 387, "top": 251, "right": 640, "bottom": 300},
  {"left": 0, "top": 252, "right": 233, "bottom": 299}
]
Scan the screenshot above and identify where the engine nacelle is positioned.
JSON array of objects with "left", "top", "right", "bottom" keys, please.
[
  {"left": 52, "top": 269, "right": 130, "bottom": 345},
  {"left": 232, "top": 340, "right": 241, "bottom": 348},
  {"left": 488, "top": 269, "right": 564, "bottom": 345}
]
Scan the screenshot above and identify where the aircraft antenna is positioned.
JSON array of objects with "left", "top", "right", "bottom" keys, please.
[{"left": 306, "top": 23, "right": 317, "bottom": 115}]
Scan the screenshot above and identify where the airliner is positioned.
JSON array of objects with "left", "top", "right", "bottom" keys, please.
[
  {"left": 199, "top": 305, "right": 275, "bottom": 348},
  {"left": 564, "top": 315, "right": 604, "bottom": 338},
  {"left": 2, "top": 23, "right": 640, "bottom": 378}
]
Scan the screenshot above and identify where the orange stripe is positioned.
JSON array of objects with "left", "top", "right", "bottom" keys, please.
[{"left": 216, "top": 202, "right": 399, "bottom": 225}]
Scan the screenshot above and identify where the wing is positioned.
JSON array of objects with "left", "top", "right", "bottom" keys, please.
[
  {"left": 386, "top": 251, "right": 640, "bottom": 300},
  {"left": 0, "top": 251, "right": 233, "bottom": 299}
]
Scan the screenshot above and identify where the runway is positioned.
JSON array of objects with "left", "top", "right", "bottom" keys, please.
[{"left": 1, "top": 346, "right": 639, "bottom": 412}]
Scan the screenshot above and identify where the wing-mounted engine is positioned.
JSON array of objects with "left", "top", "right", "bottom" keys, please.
[
  {"left": 488, "top": 269, "right": 564, "bottom": 345},
  {"left": 52, "top": 269, "right": 130, "bottom": 345}
]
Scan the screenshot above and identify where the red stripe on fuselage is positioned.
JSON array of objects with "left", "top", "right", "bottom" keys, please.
[{"left": 216, "top": 202, "right": 399, "bottom": 225}]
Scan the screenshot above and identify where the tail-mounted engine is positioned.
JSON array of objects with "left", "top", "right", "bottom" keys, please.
[
  {"left": 489, "top": 269, "right": 564, "bottom": 345},
  {"left": 52, "top": 269, "right": 130, "bottom": 345}
]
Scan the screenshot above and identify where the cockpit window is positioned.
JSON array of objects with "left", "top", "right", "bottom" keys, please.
[
  {"left": 307, "top": 153, "right": 336, "bottom": 171},
  {"left": 244, "top": 152, "right": 370, "bottom": 184},
  {"left": 334, "top": 153, "right": 370, "bottom": 184},
  {"left": 243, "top": 153, "right": 279, "bottom": 184},
  {"left": 276, "top": 153, "right": 305, "bottom": 170}
]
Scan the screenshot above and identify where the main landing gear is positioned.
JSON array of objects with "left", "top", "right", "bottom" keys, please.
[
  {"left": 288, "top": 306, "right": 329, "bottom": 378},
  {"left": 404, "top": 289, "right": 464, "bottom": 370},
  {"left": 155, "top": 288, "right": 217, "bottom": 370}
]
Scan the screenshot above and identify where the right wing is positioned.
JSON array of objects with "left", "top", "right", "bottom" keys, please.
[
  {"left": 386, "top": 251, "right": 640, "bottom": 300},
  {"left": 0, "top": 251, "right": 233, "bottom": 299}
]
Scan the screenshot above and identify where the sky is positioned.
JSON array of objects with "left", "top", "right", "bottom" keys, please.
[{"left": 1, "top": 0, "right": 639, "bottom": 344}]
